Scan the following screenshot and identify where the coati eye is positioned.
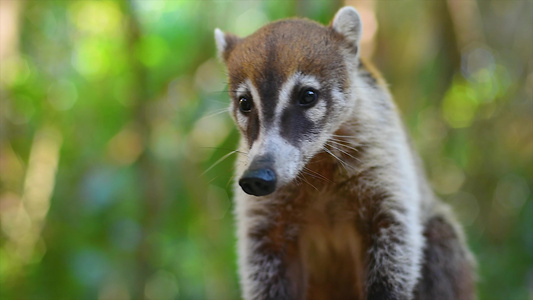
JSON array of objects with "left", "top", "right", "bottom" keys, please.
[
  {"left": 239, "top": 96, "right": 253, "bottom": 113},
  {"left": 299, "top": 88, "right": 318, "bottom": 107}
]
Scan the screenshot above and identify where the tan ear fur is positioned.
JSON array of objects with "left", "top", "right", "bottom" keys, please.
[
  {"left": 331, "top": 7, "right": 363, "bottom": 50},
  {"left": 214, "top": 28, "right": 241, "bottom": 62}
]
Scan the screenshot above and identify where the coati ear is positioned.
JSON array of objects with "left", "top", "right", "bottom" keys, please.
[
  {"left": 331, "top": 7, "right": 363, "bottom": 51},
  {"left": 214, "top": 28, "right": 241, "bottom": 62}
]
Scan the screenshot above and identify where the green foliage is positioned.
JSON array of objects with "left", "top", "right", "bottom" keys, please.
[{"left": 0, "top": 1, "right": 531, "bottom": 299}]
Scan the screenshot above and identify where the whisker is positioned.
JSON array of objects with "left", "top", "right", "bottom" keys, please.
[
  {"left": 328, "top": 136, "right": 353, "bottom": 142},
  {"left": 331, "top": 134, "right": 356, "bottom": 138},
  {"left": 301, "top": 170, "right": 324, "bottom": 183},
  {"left": 203, "top": 98, "right": 230, "bottom": 105},
  {"left": 322, "top": 146, "right": 347, "bottom": 173},
  {"left": 227, "top": 157, "right": 248, "bottom": 188},
  {"left": 327, "top": 139, "right": 352, "bottom": 146},
  {"left": 326, "top": 140, "right": 361, "bottom": 154},
  {"left": 211, "top": 89, "right": 241, "bottom": 94},
  {"left": 328, "top": 137, "right": 356, "bottom": 145},
  {"left": 328, "top": 136, "right": 359, "bottom": 145},
  {"left": 322, "top": 146, "right": 355, "bottom": 173},
  {"left": 200, "top": 108, "right": 230, "bottom": 120},
  {"left": 302, "top": 166, "right": 331, "bottom": 183},
  {"left": 199, "top": 147, "right": 248, "bottom": 155},
  {"left": 206, "top": 175, "right": 220, "bottom": 185},
  {"left": 201, "top": 150, "right": 239, "bottom": 176},
  {"left": 293, "top": 176, "right": 303, "bottom": 188},
  {"left": 325, "top": 142, "right": 361, "bottom": 163},
  {"left": 299, "top": 174, "right": 319, "bottom": 191},
  {"left": 300, "top": 170, "right": 316, "bottom": 181},
  {"left": 226, "top": 172, "right": 238, "bottom": 188}
]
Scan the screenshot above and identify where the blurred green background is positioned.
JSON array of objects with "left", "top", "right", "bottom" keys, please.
[{"left": 0, "top": 0, "right": 531, "bottom": 299}]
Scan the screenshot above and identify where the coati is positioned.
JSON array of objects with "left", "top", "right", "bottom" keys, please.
[{"left": 214, "top": 6, "right": 476, "bottom": 300}]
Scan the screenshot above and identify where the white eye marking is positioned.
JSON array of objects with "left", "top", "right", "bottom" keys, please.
[
  {"left": 246, "top": 79, "right": 261, "bottom": 121},
  {"left": 275, "top": 72, "right": 322, "bottom": 121},
  {"left": 235, "top": 83, "right": 248, "bottom": 101},
  {"left": 233, "top": 80, "right": 264, "bottom": 140},
  {"left": 234, "top": 82, "right": 250, "bottom": 129},
  {"left": 306, "top": 99, "right": 327, "bottom": 123},
  {"left": 298, "top": 75, "right": 321, "bottom": 91}
]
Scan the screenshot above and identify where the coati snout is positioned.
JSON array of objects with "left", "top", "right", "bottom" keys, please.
[
  {"left": 238, "top": 155, "right": 277, "bottom": 196},
  {"left": 239, "top": 168, "right": 276, "bottom": 196}
]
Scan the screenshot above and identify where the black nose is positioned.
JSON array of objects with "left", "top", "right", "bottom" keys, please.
[{"left": 239, "top": 168, "right": 277, "bottom": 196}]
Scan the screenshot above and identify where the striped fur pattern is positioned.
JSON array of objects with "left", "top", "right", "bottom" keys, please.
[{"left": 215, "top": 7, "right": 476, "bottom": 300}]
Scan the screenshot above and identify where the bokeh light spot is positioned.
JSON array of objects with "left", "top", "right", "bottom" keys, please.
[
  {"left": 442, "top": 80, "right": 479, "bottom": 128},
  {"left": 0, "top": 55, "right": 31, "bottom": 87},
  {"left": 47, "top": 79, "right": 78, "bottom": 111},
  {"left": 69, "top": 1, "right": 122, "bottom": 36},
  {"left": 72, "top": 39, "right": 111, "bottom": 79},
  {"left": 137, "top": 35, "right": 170, "bottom": 68}
]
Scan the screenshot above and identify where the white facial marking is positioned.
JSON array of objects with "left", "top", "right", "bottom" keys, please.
[
  {"left": 306, "top": 99, "right": 327, "bottom": 124},
  {"left": 246, "top": 78, "right": 262, "bottom": 119},
  {"left": 234, "top": 79, "right": 263, "bottom": 130},
  {"left": 235, "top": 82, "right": 250, "bottom": 129},
  {"left": 298, "top": 74, "right": 321, "bottom": 90},
  {"left": 248, "top": 131, "right": 301, "bottom": 185},
  {"left": 275, "top": 72, "right": 322, "bottom": 122}
]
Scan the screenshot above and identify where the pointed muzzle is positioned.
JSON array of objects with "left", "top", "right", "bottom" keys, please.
[
  {"left": 238, "top": 156, "right": 277, "bottom": 196},
  {"left": 239, "top": 168, "right": 277, "bottom": 196}
]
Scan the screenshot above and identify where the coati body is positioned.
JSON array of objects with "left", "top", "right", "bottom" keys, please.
[{"left": 215, "top": 7, "right": 476, "bottom": 300}]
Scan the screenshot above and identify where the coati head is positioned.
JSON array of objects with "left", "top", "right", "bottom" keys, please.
[{"left": 215, "top": 7, "right": 363, "bottom": 196}]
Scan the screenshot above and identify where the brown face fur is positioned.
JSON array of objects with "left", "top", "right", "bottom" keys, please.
[{"left": 225, "top": 19, "right": 349, "bottom": 90}]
